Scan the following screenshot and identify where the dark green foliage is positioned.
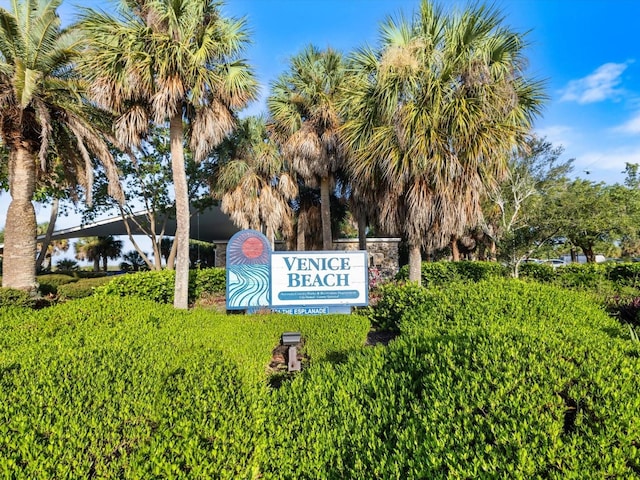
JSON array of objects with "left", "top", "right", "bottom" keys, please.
[
  {"left": 519, "top": 262, "right": 556, "bottom": 282},
  {"left": 193, "top": 267, "right": 226, "bottom": 297},
  {"left": 608, "top": 263, "right": 640, "bottom": 288},
  {"left": 396, "top": 261, "right": 507, "bottom": 286},
  {"left": 36, "top": 274, "right": 78, "bottom": 295},
  {"left": 451, "top": 261, "right": 508, "bottom": 281},
  {"left": 367, "top": 282, "right": 432, "bottom": 332},
  {"left": 261, "top": 279, "right": 640, "bottom": 478},
  {"left": 0, "top": 287, "right": 34, "bottom": 308},
  {"left": 4, "top": 278, "right": 640, "bottom": 477},
  {"left": 97, "top": 270, "right": 180, "bottom": 303},
  {"left": 57, "top": 277, "right": 114, "bottom": 299},
  {"left": 0, "top": 296, "right": 369, "bottom": 477},
  {"left": 97, "top": 268, "right": 226, "bottom": 304}
]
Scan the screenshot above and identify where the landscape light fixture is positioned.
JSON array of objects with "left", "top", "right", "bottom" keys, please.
[{"left": 281, "top": 332, "right": 302, "bottom": 372}]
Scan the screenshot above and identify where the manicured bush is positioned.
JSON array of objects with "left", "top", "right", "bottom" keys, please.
[
  {"left": 367, "top": 282, "right": 432, "bottom": 332},
  {"left": 396, "top": 261, "right": 507, "bottom": 286},
  {"left": 194, "top": 267, "right": 226, "bottom": 297},
  {"left": 97, "top": 268, "right": 227, "bottom": 304},
  {"left": 57, "top": 276, "right": 114, "bottom": 299},
  {"left": 259, "top": 279, "right": 640, "bottom": 478},
  {"left": 608, "top": 263, "right": 640, "bottom": 288},
  {"left": 36, "top": 274, "right": 78, "bottom": 295},
  {"left": 519, "top": 262, "right": 556, "bottom": 282},
  {"left": 0, "top": 296, "right": 370, "bottom": 477},
  {"left": 96, "top": 270, "right": 179, "bottom": 303},
  {"left": 0, "top": 287, "right": 34, "bottom": 308}
]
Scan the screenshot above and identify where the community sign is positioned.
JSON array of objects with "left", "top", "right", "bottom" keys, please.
[{"left": 226, "top": 230, "right": 368, "bottom": 313}]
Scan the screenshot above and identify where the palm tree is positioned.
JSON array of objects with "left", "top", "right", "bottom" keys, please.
[
  {"left": 268, "top": 45, "right": 347, "bottom": 250},
  {"left": 75, "top": 236, "right": 123, "bottom": 271},
  {"left": 214, "top": 116, "right": 297, "bottom": 248},
  {"left": 0, "top": 0, "right": 123, "bottom": 292},
  {"left": 98, "top": 236, "right": 124, "bottom": 271},
  {"left": 75, "top": 237, "right": 102, "bottom": 272},
  {"left": 79, "top": 0, "right": 258, "bottom": 308},
  {"left": 341, "top": 1, "right": 544, "bottom": 281}
]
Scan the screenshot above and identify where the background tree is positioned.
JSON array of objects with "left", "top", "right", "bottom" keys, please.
[
  {"left": 0, "top": 0, "right": 123, "bottom": 291},
  {"left": 120, "top": 250, "right": 148, "bottom": 272},
  {"left": 75, "top": 237, "right": 101, "bottom": 272},
  {"left": 342, "top": 1, "right": 544, "bottom": 281},
  {"left": 84, "top": 126, "right": 216, "bottom": 270},
  {"left": 557, "top": 180, "right": 627, "bottom": 262},
  {"left": 35, "top": 222, "right": 69, "bottom": 272},
  {"left": 80, "top": 0, "right": 258, "bottom": 308},
  {"left": 55, "top": 258, "right": 79, "bottom": 272},
  {"left": 486, "top": 136, "right": 573, "bottom": 276},
  {"left": 268, "top": 45, "right": 347, "bottom": 250},
  {"left": 213, "top": 116, "right": 297, "bottom": 248},
  {"left": 75, "top": 236, "right": 123, "bottom": 272}
]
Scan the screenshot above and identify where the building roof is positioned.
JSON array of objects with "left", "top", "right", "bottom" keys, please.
[{"left": 41, "top": 206, "right": 240, "bottom": 243}]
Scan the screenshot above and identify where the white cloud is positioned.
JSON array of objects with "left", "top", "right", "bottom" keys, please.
[
  {"left": 534, "top": 125, "right": 575, "bottom": 148},
  {"left": 559, "top": 62, "right": 629, "bottom": 104},
  {"left": 576, "top": 147, "right": 640, "bottom": 180},
  {"left": 613, "top": 112, "right": 640, "bottom": 134}
]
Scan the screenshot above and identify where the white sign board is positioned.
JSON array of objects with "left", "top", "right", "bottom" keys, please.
[{"left": 270, "top": 251, "right": 369, "bottom": 307}]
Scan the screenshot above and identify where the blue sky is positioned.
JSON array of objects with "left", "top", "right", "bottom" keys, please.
[{"left": 2, "top": 0, "right": 640, "bottom": 233}]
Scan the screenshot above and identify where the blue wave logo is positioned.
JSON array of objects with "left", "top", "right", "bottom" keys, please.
[{"left": 227, "top": 264, "right": 271, "bottom": 308}]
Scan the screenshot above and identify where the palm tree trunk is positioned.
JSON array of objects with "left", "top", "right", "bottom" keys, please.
[
  {"left": 358, "top": 213, "right": 367, "bottom": 251},
  {"left": 320, "top": 176, "right": 332, "bottom": 250},
  {"left": 93, "top": 257, "right": 100, "bottom": 272},
  {"left": 408, "top": 243, "right": 422, "bottom": 284},
  {"left": 102, "top": 255, "right": 108, "bottom": 272},
  {"left": 451, "top": 235, "right": 460, "bottom": 261},
  {"left": 170, "top": 114, "right": 190, "bottom": 309},
  {"left": 2, "top": 147, "right": 37, "bottom": 292},
  {"left": 296, "top": 210, "right": 306, "bottom": 251},
  {"left": 36, "top": 197, "right": 59, "bottom": 271}
]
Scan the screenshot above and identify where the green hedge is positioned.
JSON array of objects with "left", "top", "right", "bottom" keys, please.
[
  {"left": 36, "top": 274, "right": 78, "bottom": 295},
  {"left": 396, "top": 261, "right": 508, "bottom": 285},
  {"left": 0, "top": 287, "right": 34, "bottom": 308},
  {"left": 519, "top": 262, "right": 557, "bottom": 282},
  {"left": 97, "top": 268, "right": 226, "bottom": 304},
  {"left": 262, "top": 279, "right": 640, "bottom": 478},
  {"left": 57, "top": 276, "right": 114, "bottom": 299},
  {"left": 4, "top": 280, "right": 639, "bottom": 477},
  {"left": 0, "top": 296, "right": 370, "bottom": 477}
]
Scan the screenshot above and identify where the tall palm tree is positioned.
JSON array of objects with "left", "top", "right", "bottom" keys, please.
[
  {"left": 79, "top": 0, "right": 258, "bottom": 308},
  {"left": 268, "top": 45, "right": 347, "bottom": 250},
  {"left": 214, "top": 116, "right": 297, "bottom": 248},
  {"left": 341, "top": 1, "right": 544, "bottom": 281},
  {"left": 0, "top": 0, "right": 123, "bottom": 292}
]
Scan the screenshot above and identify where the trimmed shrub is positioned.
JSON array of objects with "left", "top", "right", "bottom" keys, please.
[
  {"left": 97, "top": 270, "right": 179, "bottom": 303},
  {"left": 36, "top": 274, "right": 78, "bottom": 295},
  {"left": 367, "top": 282, "right": 432, "bottom": 332},
  {"left": 259, "top": 279, "right": 640, "bottom": 478},
  {"left": 0, "top": 287, "right": 34, "bottom": 308},
  {"left": 519, "top": 262, "right": 556, "bottom": 282},
  {"left": 194, "top": 267, "right": 226, "bottom": 297},
  {"left": 0, "top": 296, "right": 370, "bottom": 477},
  {"left": 396, "top": 261, "right": 507, "bottom": 286},
  {"left": 97, "top": 268, "right": 227, "bottom": 304},
  {"left": 608, "top": 263, "right": 640, "bottom": 288},
  {"left": 57, "top": 276, "right": 114, "bottom": 299}
]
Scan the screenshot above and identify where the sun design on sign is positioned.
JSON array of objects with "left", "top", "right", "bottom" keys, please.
[{"left": 226, "top": 230, "right": 271, "bottom": 308}]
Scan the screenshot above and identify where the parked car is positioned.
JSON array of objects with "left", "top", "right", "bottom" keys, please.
[{"left": 543, "top": 259, "right": 567, "bottom": 268}]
